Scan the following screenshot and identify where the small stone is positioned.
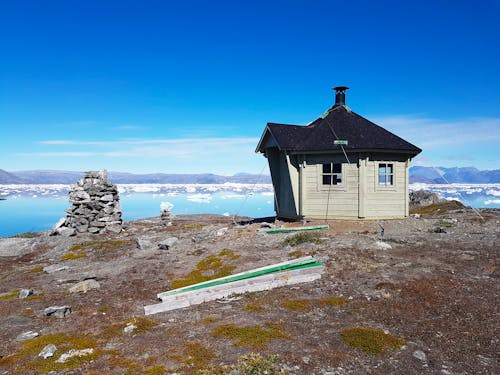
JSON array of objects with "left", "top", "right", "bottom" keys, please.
[
  {"left": 158, "top": 237, "right": 178, "bottom": 250},
  {"left": 105, "top": 223, "right": 122, "bottom": 233},
  {"left": 69, "top": 279, "right": 100, "bottom": 294},
  {"left": 99, "top": 194, "right": 114, "bottom": 202},
  {"left": 413, "top": 350, "right": 427, "bottom": 362},
  {"left": 44, "top": 264, "right": 69, "bottom": 274},
  {"left": 16, "top": 331, "right": 39, "bottom": 341},
  {"left": 18, "top": 289, "right": 33, "bottom": 299},
  {"left": 374, "top": 241, "right": 392, "bottom": 250},
  {"left": 38, "top": 344, "right": 57, "bottom": 359},
  {"left": 124, "top": 323, "right": 137, "bottom": 333},
  {"left": 55, "top": 227, "right": 76, "bottom": 237},
  {"left": 44, "top": 305, "right": 71, "bottom": 318},
  {"left": 53, "top": 217, "right": 67, "bottom": 230},
  {"left": 215, "top": 227, "right": 228, "bottom": 237},
  {"left": 55, "top": 348, "right": 94, "bottom": 363}
]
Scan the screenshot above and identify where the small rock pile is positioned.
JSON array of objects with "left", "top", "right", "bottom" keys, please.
[{"left": 54, "top": 170, "right": 122, "bottom": 235}]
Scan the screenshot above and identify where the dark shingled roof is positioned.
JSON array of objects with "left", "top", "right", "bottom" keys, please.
[{"left": 257, "top": 105, "right": 421, "bottom": 155}]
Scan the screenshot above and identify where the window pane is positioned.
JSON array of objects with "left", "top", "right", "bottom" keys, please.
[
  {"left": 388, "top": 174, "right": 393, "bottom": 185},
  {"left": 378, "top": 173, "right": 385, "bottom": 185},
  {"left": 387, "top": 164, "right": 393, "bottom": 173},
  {"left": 334, "top": 175, "right": 342, "bottom": 185},
  {"left": 322, "top": 164, "right": 331, "bottom": 173},
  {"left": 379, "top": 165, "right": 386, "bottom": 174},
  {"left": 332, "top": 163, "right": 342, "bottom": 173},
  {"left": 322, "top": 175, "right": 331, "bottom": 185}
]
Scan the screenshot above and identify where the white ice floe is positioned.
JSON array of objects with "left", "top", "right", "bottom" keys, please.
[
  {"left": 186, "top": 193, "right": 212, "bottom": 203},
  {"left": 485, "top": 199, "right": 500, "bottom": 205}
]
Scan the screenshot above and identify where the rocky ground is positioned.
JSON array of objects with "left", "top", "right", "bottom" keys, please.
[{"left": 0, "top": 204, "right": 498, "bottom": 374}]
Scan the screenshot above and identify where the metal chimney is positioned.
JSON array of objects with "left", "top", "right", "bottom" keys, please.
[{"left": 333, "top": 86, "right": 349, "bottom": 106}]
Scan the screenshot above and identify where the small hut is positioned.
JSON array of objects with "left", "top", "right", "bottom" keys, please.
[{"left": 256, "top": 86, "right": 422, "bottom": 220}]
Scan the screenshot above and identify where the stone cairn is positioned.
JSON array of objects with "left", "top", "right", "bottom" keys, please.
[{"left": 53, "top": 170, "right": 122, "bottom": 235}]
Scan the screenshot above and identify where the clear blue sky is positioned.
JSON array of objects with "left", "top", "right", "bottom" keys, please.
[{"left": 1, "top": 0, "right": 499, "bottom": 174}]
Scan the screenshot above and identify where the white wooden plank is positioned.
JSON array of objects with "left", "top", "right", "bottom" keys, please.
[
  {"left": 156, "top": 256, "right": 316, "bottom": 299},
  {"left": 144, "top": 266, "right": 324, "bottom": 315}
]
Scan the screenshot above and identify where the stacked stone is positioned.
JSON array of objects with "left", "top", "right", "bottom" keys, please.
[
  {"left": 60, "top": 170, "right": 122, "bottom": 234},
  {"left": 160, "top": 208, "right": 173, "bottom": 226}
]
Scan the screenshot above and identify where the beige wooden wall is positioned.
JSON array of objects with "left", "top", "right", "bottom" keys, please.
[
  {"left": 301, "top": 157, "right": 359, "bottom": 218},
  {"left": 300, "top": 157, "right": 408, "bottom": 219}
]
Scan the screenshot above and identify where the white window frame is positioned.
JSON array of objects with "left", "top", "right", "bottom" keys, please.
[
  {"left": 375, "top": 162, "right": 396, "bottom": 191},
  {"left": 317, "top": 162, "right": 346, "bottom": 191}
]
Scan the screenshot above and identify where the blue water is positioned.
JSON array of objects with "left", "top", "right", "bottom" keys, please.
[
  {"left": 1, "top": 183, "right": 498, "bottom": 237},
  {"left": 0, "top": 192, "right": 275, "bottom": 237}
]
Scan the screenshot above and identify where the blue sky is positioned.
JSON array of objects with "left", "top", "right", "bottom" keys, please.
[{"left": 1, "top": 0, "right": 499, "bottom": 175}]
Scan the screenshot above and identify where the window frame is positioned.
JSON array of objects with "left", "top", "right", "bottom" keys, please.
[
  {"left": 375, "top": 162, "right": 396, "bottom": 191},
  {"left": 317, "top": 162, "right": 346, "bottom": 191}
]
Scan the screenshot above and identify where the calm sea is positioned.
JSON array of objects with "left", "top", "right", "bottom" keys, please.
[{"left": 0, "top": 183, "right": 498, "bottom": 237}]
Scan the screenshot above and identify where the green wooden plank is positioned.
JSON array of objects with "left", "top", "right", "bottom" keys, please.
[
  {"left": 266, "top": 225, "right": 329, "bottom": 234},
  {"left": 157, "top": 257, "right": 323, "bottom": 299}
]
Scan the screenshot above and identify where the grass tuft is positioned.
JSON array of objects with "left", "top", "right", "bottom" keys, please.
[
  {"left": 282, "top": 231, "right": 322, "bottom": 247},
  {"left": 60, "top": 252, "right": 87, "bottom": 260},
  {"left": 199, "top": 352, "right": 287, "bottom": 375}
]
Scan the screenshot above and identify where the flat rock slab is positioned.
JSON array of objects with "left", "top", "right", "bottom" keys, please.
[
  {"left": 0, "top": 238, "right": 34, "bottom": 257},
  {"left": 16, "top": 330, "right": 39, "bottom": 341},
  {"left": 44, "top": 305, "right": 71, "bottom": 318},
  {"left": 69, "top": 279, "right": 100, "bottom": 294}
]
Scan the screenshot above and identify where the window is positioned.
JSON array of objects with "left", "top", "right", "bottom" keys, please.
[
  {"left": 322, "top": 163, "right": 342, "bottom": 186},
  {"left": 378, "top": 163, "right": 394, "bottom": 185}
]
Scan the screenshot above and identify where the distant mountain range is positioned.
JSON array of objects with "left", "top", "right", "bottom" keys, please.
[
  {"left": 0, "top": 167, "right": 498, "bottom": 184},
  {"left": 409, "top": 166, "right": 500, "bottom": 184},
  {"left": 0, "top": 170, "right": 272, "bottom": 184}
]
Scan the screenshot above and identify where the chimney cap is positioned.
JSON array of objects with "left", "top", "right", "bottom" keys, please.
[{"left": 333, "top": 86, "right": 349, "bottom": 92}]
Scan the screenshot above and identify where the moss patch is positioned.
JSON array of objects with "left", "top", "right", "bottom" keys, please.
[
  {"left": 340, "top": 327, "right": 405, "bottom": 355},
  {"left": 0, "top": 289, "right": 19, "bottom": 301},
  {"left": 26, "top": 266, "right": 44, "bottom": 273},
  {"left": 171, "top": 250, "right": 239, "bottom": 289},
  {"left": 282, "top": 231, "right": 322, "bottom": 247},
  {"left": 69, "top": 239, "right": 136, "bottom": 255},
  {"left": 200, "top": 352, "right": 286, "bottom": 375},
  {"left": 211, "top": 323, "right": 289, "bottom": 349},
  {"left": 11, "top": 232, "right": 39, "bottom": 238},
  {"left": 282, "top": 296, "right": 348, "bottom": 311},
  {"left": 0, "top": 332, "right": 99, "bottom": 373},
  {"left": 102, "top": 316, "right": 158, "bottom": 338},
  {"left": 60, "top": 252, "right": 87, "bottom": 260},
  {"left": 243, "top": 302, "right": 265, "bottom": 312},
  {"left": 171, "top": 341, "right": 217, "bottom": 374},
  {"left": 410, "top": 200, "right": 464, "bottom": 215}
]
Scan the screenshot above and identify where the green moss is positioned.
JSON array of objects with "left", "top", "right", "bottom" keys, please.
[
  {"left": 26, "top": 266, "right": 44, "bottom": 273},
  {"left": 288, "top": 249, "right": 305, "bottom": 258},
  {"left": 340, "top": 327, "right": 405, "bottom": 355},
  {"left": 60, "top": 252, "right": 87, "bottom": 260},
  {"left": 211, "top": 323, "right": 289, "bottom": 349},
  {"left": 71, "top": 239, "right": 136, "bottom": 253},
  {"left": 11, "top": 232, "right": 39, "bottom": 238},
  {"left": 145, "top": 365, "right": 167, "bottom": 374},
  {"left": 171, "top": 341, "right": 217, "bottom": 374},
  {"left": 243, "top": 303, "right": 265, "bottom": 312},
  {"left": 0, "top": 289, "right": 19, "bottom": 301},
  {"left": 282, "top": 231, "right": 322, "bottom": 247},
  {"left": 102, "top": 316, "right": 158, "bottom": 338},
  {"left": 2, "top": 332, "right": 99, "bottom": 373},
  {"left": 282, "top": 296, "right": 348, "bottom": 311},
  {"left": 171, "top": 250, "right": 239, "bottom": 289},
  {"left": 410, "top": 200, "right": 464, "bottom": 215}
]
